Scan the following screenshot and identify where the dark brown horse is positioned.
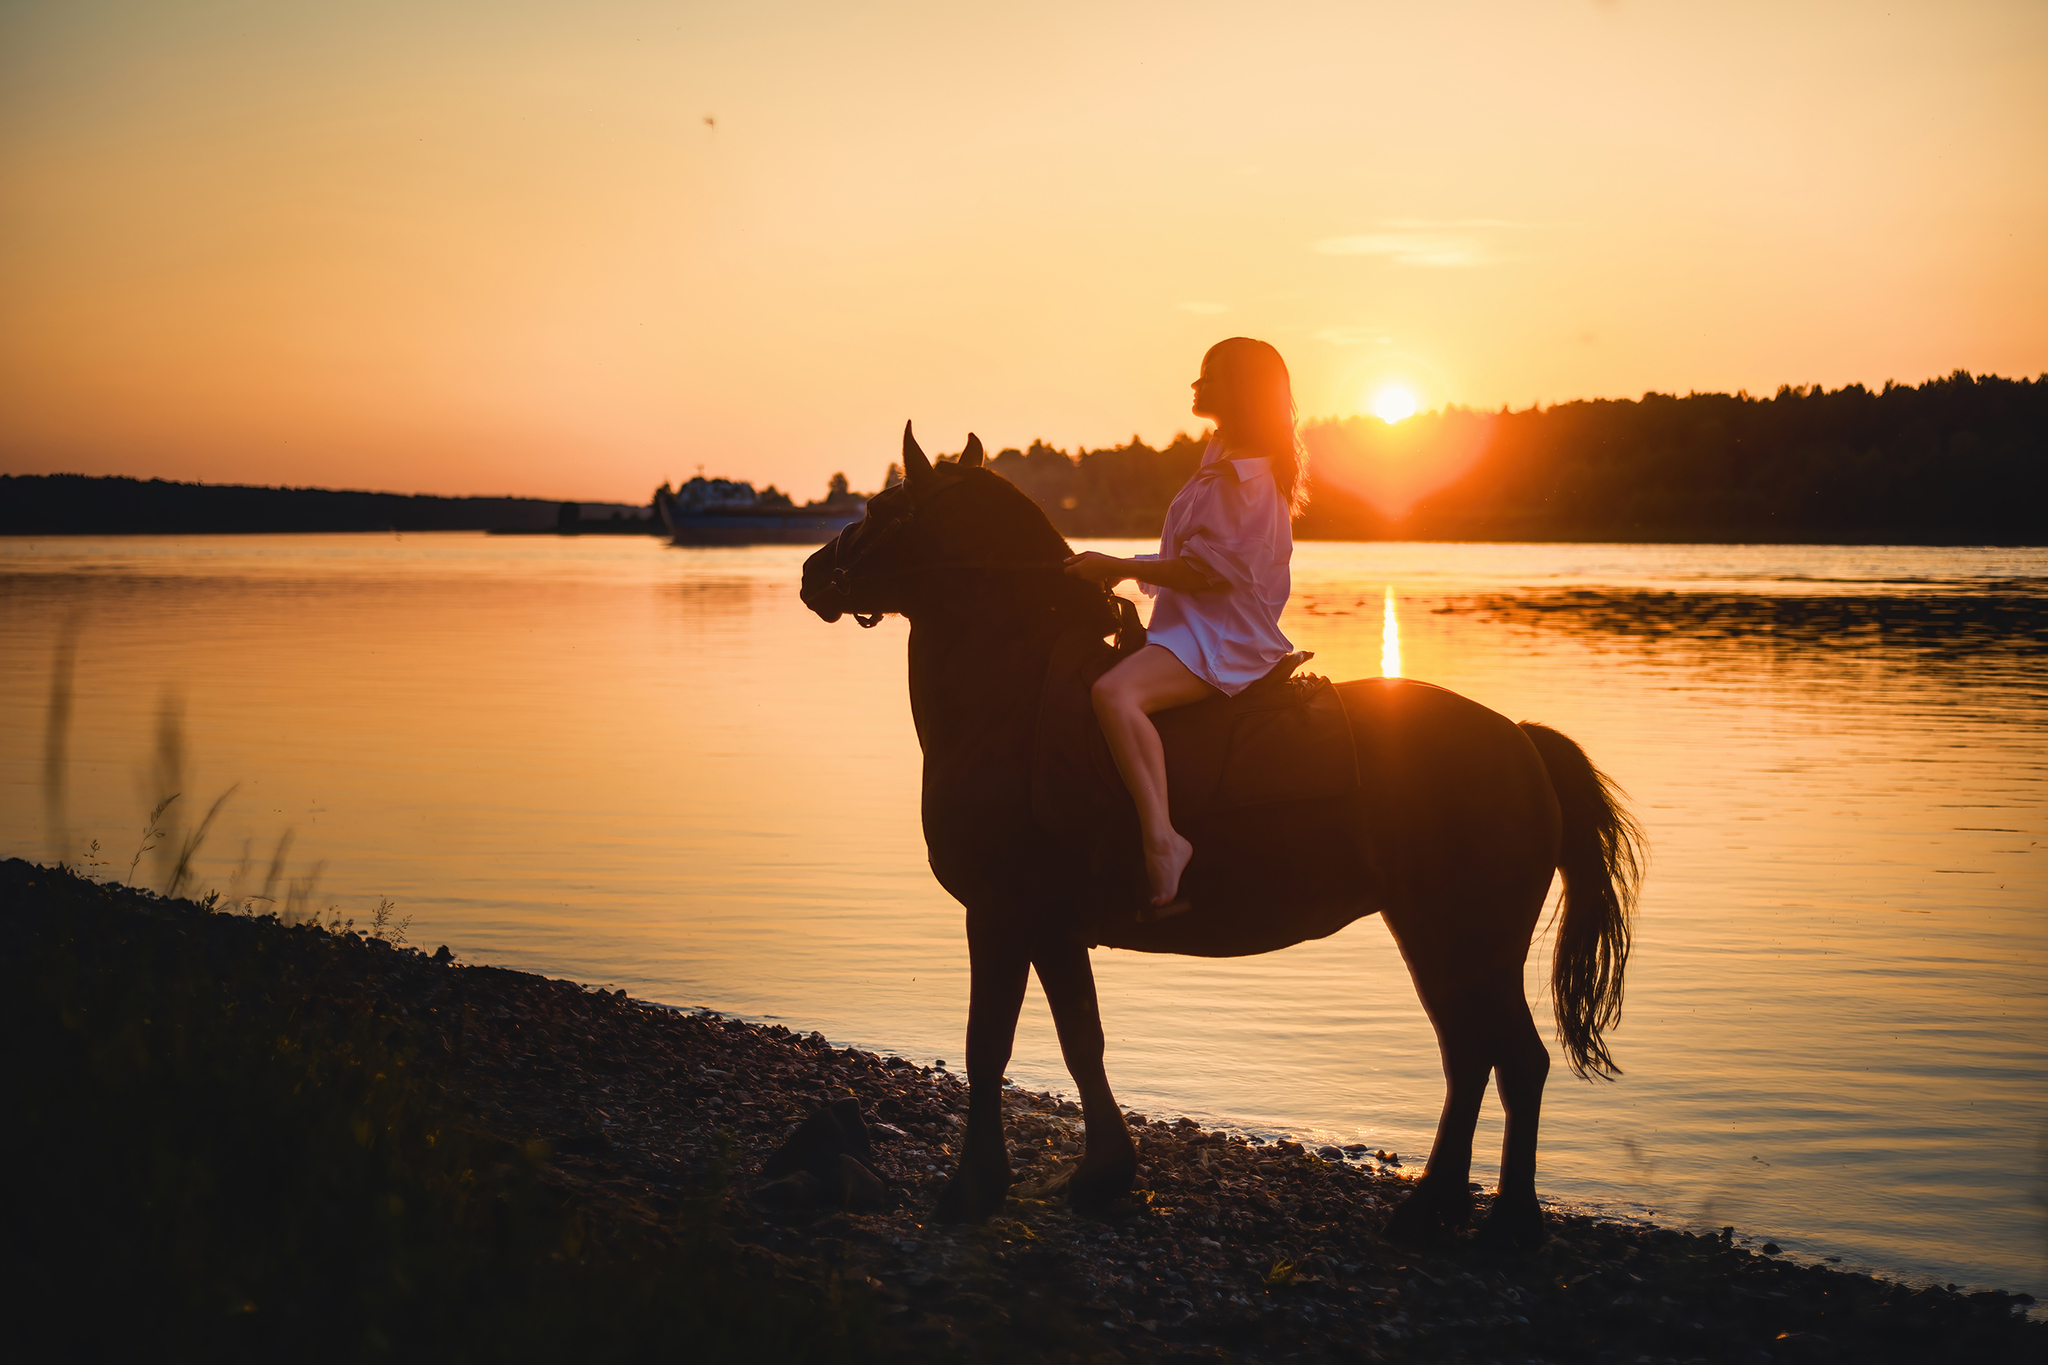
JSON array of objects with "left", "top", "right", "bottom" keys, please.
[{"left": 799, "top": 425, "right": 1643, "bottom": 1248}]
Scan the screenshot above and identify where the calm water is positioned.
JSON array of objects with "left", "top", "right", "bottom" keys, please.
[{"left": 2, "top": 533, "right": 2043, "bottom": 1300}]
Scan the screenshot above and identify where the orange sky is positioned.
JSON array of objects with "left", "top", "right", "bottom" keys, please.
[{"left": 2, "top": 1, "right": 2043, "bottom": 503}]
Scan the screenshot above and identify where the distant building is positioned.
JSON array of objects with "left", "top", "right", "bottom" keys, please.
[
  {"left": 651, "top": 470, "right": 868, "bottom": 546},
  {"left": 674, "top": 476, "right": 760, "bottom": 511}
]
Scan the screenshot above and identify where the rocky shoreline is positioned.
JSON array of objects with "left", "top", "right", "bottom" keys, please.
[
  {"left": 442, "top": 940, "right": 2041, "bottom": 1361},
  {"left": 531, "top": 1022, "right": 2042, "bottom": 1362},
  {"left": 8, "top": 860, "right": 2039, "bottom": 1362}
]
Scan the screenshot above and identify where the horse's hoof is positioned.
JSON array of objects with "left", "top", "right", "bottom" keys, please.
[
  {"left": 1382, "top": 1181, "right": 1474, "bottom": 1246},
  {"left": 933, "top": 1161, "right": 1012, "bottom": 1223},
  {"left": 1063, "top": 1152, "right": 1138, "bottom": 1213},
  {"left": 1474, "top": 1193, "right": 1547, "bottom": 1252},
  {"left": 932, "top": 1176, "right": 979, "bottom": 1223}
]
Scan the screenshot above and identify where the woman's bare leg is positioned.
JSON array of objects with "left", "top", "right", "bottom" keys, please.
[{"left": 1090, "top": 644, "right": 1219, "bottom": 910}]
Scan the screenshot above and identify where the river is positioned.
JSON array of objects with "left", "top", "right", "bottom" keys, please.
[{"left": 2, "top": 532, "right": 2042, "bottom": 1301}]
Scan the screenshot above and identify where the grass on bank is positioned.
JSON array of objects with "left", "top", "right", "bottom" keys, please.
[{"left": 0, "top": 859, "right": 888, "bottom": 1363}]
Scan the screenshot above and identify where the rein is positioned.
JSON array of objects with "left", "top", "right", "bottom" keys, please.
[
  {"left": 822, "top": 474, "right": 1142, "bottom": 651},
  {"left": 825, "top": 477, "right": 1064, "bottom": 627},
  {"left": 834, "top": 559, "right": 1073, "bottom": 628}
]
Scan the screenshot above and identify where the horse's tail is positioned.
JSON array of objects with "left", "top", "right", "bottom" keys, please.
[{"left": 1519, "top": 722, "right": 1645, "bottom": 1081}]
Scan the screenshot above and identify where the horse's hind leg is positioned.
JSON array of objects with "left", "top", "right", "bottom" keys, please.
[
  {"left": 1478, "top": 976, "right": 1550, "bottom": 1249},
  {"left": 1383, "top": 971, "right": 1491, "bottom": 1243},
  {"left": 1031, "top": 939, "right": 1138, "bottom": 1210},
  {"left": 1384, "top": 957, "right": 1550, "bottom": 1249},
  {"left": 934, "top": 911, "right": 1029, "bottom": 1223}
]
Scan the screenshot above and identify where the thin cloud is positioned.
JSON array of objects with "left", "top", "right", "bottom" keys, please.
[
  {"left": 1178, "top": 301, "right": 1229, "bottom": 314},
  {"left": 1380, "top": 217, "right": 1526, "bottom": 230},
  {"left": 1314, "top": 219, "right": 1528, "bottom": 268},
  {"left": 1315, "top": 326, "right": 1392, "bottom": 346},
  {"left": 1314, "top": 233, "right": 1488, "bottom": 267}
]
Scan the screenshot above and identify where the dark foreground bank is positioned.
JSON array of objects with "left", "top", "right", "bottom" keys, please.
[{"left": 3, "top": 861, "right": 2037, "bottom": 1364}]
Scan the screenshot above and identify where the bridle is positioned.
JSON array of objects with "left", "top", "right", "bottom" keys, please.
[
  {"left": 824, "top": 486, "right": 934, "bottom": 628},
  {"left": 819, "top": 475, "right": 1138, "bottom": 650},
  {"left": 823, "top": 477, "right": 1066, "bottom": 628}
]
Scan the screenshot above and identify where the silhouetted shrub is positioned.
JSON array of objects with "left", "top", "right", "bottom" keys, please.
[{"left": 0, "top": 862, "right": 882, "bottom": 1363}]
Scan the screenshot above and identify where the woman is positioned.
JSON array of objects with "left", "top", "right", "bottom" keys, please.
[{"left": 1063, "top": 337, "right": 1303, "bottom": 916}]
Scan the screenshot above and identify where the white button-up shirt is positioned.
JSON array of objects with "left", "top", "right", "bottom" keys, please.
[{"left": 1133, "top": 439, "right": 1295, "bottom": 695}]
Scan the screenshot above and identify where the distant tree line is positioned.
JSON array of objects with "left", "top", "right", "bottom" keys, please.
[
  {"left": 1319, "top": 370, "right": 2047, "bottom": 542},
  {"left": 7, "top": 372, "right": 2039, "bottom": 542},
  {"left": 984, "top": 433, "right": 1211, "bottom": 537},
  {"left": 0, "top": 474, "right": 569, "bottom": 535},
  {"left": 985, "top": 371, "right": 2045, "bottom": 544},
  {"left": 0, "top": 471, "right": 870, "bottom": 535}
]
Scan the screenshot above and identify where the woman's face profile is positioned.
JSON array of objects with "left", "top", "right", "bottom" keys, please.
[{"left": 1190, "top": 357, "right": 1230, "bottom": 424}]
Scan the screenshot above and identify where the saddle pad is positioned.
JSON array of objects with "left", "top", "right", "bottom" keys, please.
[
  {"left": 1155, "top": 666, "right": 1359, "bottom": 818},
  {"left": 1030, "top": 628, "right": 1362, "bottom": 855}
]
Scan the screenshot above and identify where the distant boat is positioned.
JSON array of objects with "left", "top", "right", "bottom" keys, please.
[{"left": 653, "top": 478, "right": 865, "bottom": 546}]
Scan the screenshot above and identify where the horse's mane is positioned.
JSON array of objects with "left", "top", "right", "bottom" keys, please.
[
  {"left": 943, "top": 464, "right": 1073, "bottom": 559},
  {"left": 922, "top": 465, "right": 1109, "bottom": 622}
]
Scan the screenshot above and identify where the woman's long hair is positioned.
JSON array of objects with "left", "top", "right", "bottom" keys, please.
[{"left": 1205, "top": 336, "right": 1307, "bottom": 515}]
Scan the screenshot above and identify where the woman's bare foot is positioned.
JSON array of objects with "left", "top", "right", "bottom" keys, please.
[{"left": 1142, "top": 831, "right": 1195, "bottom": 917}]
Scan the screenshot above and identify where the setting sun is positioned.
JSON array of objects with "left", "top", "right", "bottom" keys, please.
[{"left": 1373, "top": 386, "right": 1418, "bottom": 424}]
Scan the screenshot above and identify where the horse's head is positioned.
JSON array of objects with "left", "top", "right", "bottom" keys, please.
[{"left": 801, "top": 421, "right": 1072, "bottom": 627}]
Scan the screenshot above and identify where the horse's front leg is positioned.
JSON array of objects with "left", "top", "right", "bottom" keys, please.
[
  {"left": 933, "top": 909, "right": 1030, "bottom": 1222},
  {"left": 1032, "top": 939, "right": 1137, "bottom": 1210}
]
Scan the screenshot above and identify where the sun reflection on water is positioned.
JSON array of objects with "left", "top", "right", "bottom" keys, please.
[{"left": 1380, "top": 585, "right": 1401, "bottom": 677}]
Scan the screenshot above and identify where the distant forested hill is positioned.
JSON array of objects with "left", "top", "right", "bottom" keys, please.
[
  {"left": 987, "top": 371, "right": 2045, "bottom": 545},
  {"left": 1332, "top": 370, "right": 2046, "bottom": 543},
  {"left": 987, "top": 433, "right": 1212, "bottom": 538},
  {"left": 9, "top": 371, "right": 2040, "bottom": 542},
  {"left": 0, "top": 475, "right": 566, "bottom": 535}
]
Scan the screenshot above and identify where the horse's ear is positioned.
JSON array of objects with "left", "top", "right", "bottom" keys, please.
[
  {"left": 959, "top": 433, "right": 985, "bottom": 468},
  {"left": 902, "top": 421, "right": 934, "bottom": 483}
]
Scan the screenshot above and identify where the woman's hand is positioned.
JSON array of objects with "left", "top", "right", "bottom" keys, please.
[{"left": 1062, "top": 551, "right": 1130, "bottom": 586}]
